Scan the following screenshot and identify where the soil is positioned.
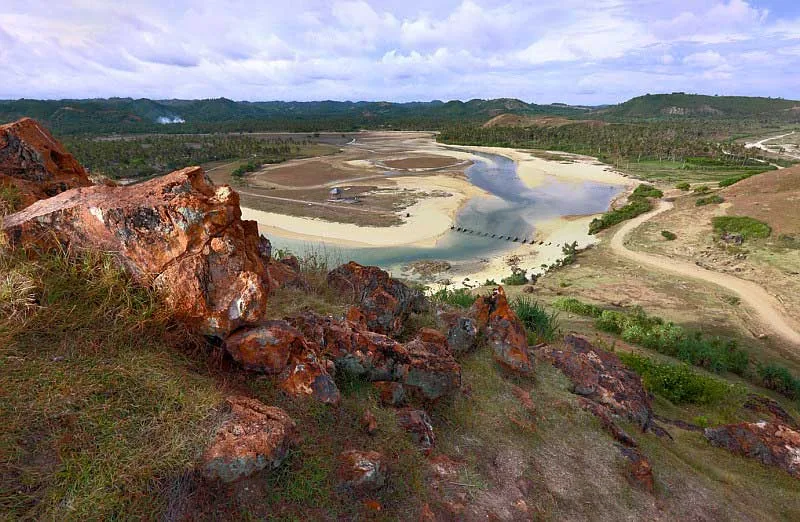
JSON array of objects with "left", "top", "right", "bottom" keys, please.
[{"left": 382, "top": 156, "right": 462, "bottom": 169}]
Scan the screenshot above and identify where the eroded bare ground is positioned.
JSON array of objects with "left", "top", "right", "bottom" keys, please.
[{"left": 205, "top": 131, "right": 470, "bottom": 227}]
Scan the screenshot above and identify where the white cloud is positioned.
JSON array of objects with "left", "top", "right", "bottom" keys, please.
[{"left": 683, "top": 50, "right": 727, "bottom": 68}]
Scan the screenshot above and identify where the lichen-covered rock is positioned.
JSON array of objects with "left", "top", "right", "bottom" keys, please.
[
  {"left": 397, "top": 408, "right": 435, "bottom": 454},
  {"left": 705, "top": 422, "right": 800, "bottom": 479},
  {"left": 536, "top": 335, "right": 654, "bottom": 431},
  {"left": 336, "top": 449, "right": 388, "bottom": 495},
  {"left": 0, "top": 118, "right": 91, "bottom": 210},
  {"left": 201, "top": 396, "right": 297, "bottom": 483},
  {"left": 361, "top": 409, "right": 378, "bottom": 435},
  {"left": 288, "top": 311, "right": 460, "bottom": 400},
  {"left": 470, "top": 287, "right": 533, "bottom": 373},
  {"left": 267, "top": 255, "right": 305, "bottom": 289},
  {"left": 327, "top": 261, "right": 426, "bottom": 336},
  {"left": 437, "top": 311, "right": 478, "bottom": 355},
  {"left": 619, "top": 446, "right": 655, "bottom": 493},
  {"left": 279, "top": 346, "right": 341, "bottom": 405},
  {"left": 224, "top": 320, "right": 303, "bottom": 373},
  {"left": 3, "top": 166, "right": 271, "bottom": 338}
]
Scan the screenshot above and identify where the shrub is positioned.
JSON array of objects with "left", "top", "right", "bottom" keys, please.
[
  {"left": 675, "top": 182, "right": 691, "bottom": 191},
  {"left": 719, "top": 172, "right": 757, "bottom": 187},
  {"left": 501, "top": 270, "right": 528, "bottom": 286},
  {"left": 661, "top": 230, "right": 677, "bottom": 240},
  {"left": 632, "top": 184, "right": 664, "bottom": 198},
  {"left": 429, "top": 287, "right": 476, "bottom": 309},
  {"left": 552, "top": 297, "right": 603, "bottom": 317},
  {"left": 693, "top": 185, "right": 711, "bottom": 195},
  {"left": 757, "top": 363, "right": 800, "bottom": 399},
  {"left": 696, "top": 195, "right": 724, "bottom": 206},
  {"left": 712, "top": 216, "right": 771, "bottom": 239},
  {"left": 0, "top": 185, "right": 21, "bottom": 215},
  {"left": 512, "top": 296, "right": 560, "bottom": 343},
  {"left": 589, "top": 197, "right": 652, "bottom": 234},
  {"left": 618, "top": 352, "right": 734, "bottom": 404}
]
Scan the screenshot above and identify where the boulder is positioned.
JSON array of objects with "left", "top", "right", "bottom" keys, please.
[
  {"left": 397, "top": 408, "right": 435, "bottom": 454},
  {"left": 437, "top": 311, "right": 478, "bottom": 355},
  {"left": 0, "top": 118, "right": 91, "bottom": 210},
  {"left": 619, "top": 446, "right": 655, "bottom": 493},
  {"left": 267, "top": 255, "right": 305, "bottom": 289},
  {"left": 279, "top": 346, "right": 341, "bottom": 405},
  {"left": 3, "top": 167, "right": 271, "bottom": 338},
  {"left": 336, "top": 449, "right": 388, "bottom": 495},
  {"left": 289, "top": 311, "right": 460, "bottom": 401},
  {"left": 201, "top": 396, "right": 297, "bottom": 483},
  {"left": 470, "top": 287, "right": 533, "bottom": 373},
  {"left": 361, "top": 409, "right": 378, "bottom": 435},
  {"left": 327, "top": 261, "right": 426, "bottom": 336},
  {"left": 705, "top": 422, "right": 800, "bottom": 479},
  {"left": 224, "top": 320, "right": 303, "bottom": 373},
  {"left": 536, "top": 335, "right": 653, "bottom": 431}
]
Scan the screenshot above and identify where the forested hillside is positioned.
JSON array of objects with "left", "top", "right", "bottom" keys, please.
[{"left": 599, "top": 93, "right": 800, "bottom": 121}]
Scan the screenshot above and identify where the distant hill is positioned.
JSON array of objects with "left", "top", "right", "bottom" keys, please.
[
  {"left": 597, "top": 93, "right": 800, "bottom": 120},
  {"left": 0, "top": 97, "right": 587, "bottom": 135}
]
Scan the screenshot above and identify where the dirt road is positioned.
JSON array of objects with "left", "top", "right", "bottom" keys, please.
[
  {"left": 745, "top": 131, "right": 800, "bottom": 161},
  {"left": 609, "top": 201, "right": 800, "bottom": 347}
]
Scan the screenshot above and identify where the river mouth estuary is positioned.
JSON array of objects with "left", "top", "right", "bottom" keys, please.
[{"left": 237, "top": 132, "right": 629, "bottom": 286}]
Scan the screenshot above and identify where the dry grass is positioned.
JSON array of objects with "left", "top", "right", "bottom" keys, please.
[{"left": 0, "top": 248, "right": 223, "bottom": 520}]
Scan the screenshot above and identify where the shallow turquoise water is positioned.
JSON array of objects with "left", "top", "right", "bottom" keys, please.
[{"left": 267, "top": 150, "right": 623, "bottom": 271}]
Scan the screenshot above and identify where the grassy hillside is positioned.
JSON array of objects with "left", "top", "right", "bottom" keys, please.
[{"left": 599, "top": 93, "right": 800, "bottom": 121}]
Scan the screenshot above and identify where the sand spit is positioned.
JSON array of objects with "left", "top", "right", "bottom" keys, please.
[{"left": 242, "top": 173, "right": 487, "bottom": 248}]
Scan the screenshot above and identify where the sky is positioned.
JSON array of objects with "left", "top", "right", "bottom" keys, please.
[{"left": 0, "top": 0, "right": 798, "bottom": 104}]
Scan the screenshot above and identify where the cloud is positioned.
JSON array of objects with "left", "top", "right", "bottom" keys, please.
[{"left": 0, "top": 0, "right": 797, "bottom": 104}]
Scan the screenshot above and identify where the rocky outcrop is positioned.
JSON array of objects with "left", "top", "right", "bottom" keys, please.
[
  {"left": 536, "top": 334, "right": 653, "bottom": 430},
  {"left": 224, "top": 320, "right": 340, "bottom": 404},
  {"left": 201, "top": 396, "right": 297, "bottom": 483},
  {"left": 705, "top": 422, "right": 800, "bottom": 479},
  {"left": 336, "top": 450, "right": 388, "bottom": 495},
  {"left": 743, "top": 395, "right": 799, "bottom": 429},
  {"left": 3, "top": 166, "right": 271, "bottom": 338},
  {"left": 289, "top": 311, "right": 460, "bottom": 401},
  {"left": 327, "top": 261, "right": 426, "bottom": 336},
  {"left": 396, "top": 408, "right": 435, "bottom": 454},
  {"left": 470, "top": 287, "right": 533, "bottom": 373},
  {"left": 267, "top": 255, "right": 305, "bottom": 289},
  {"left": 437, "top": 311, "right": 478, "bottom": 355},
  {"left": 0, "top": 118, "right": 91, "bottom": 210},
  {"left": 619, "top": 446, "right": 655, "bottom": 493},
  {"left": 373, "top": 381, "right": 406, "bottom": 406}
]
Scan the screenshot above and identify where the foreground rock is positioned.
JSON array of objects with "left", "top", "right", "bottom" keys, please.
[
  {"left": 470, "top": 287, "right": 533, "bottom": 373},
  {"left": 0, "top": 118, "right": 91, "bottom": 210},
  {"left": 437, "top": 310, "right": 478, "bottom": 355},
  {"left": 327, "top": 261, "right": 426, "bottom": 336},
  {"left": 536, "top": 334, "right": 653, "bottom": 430},
  {"left": 3, "top": 167, "right": 271, "bottom": 338},
  {"left": 225, "top": 320, "right": 340, "bottom": 404},
  {"left": 289, "top": 311, "right": 460, "bottom": 400},
  {"left": 336, "top": 450, "right": 388, "bottom": 495},
  {"left": 201, "top": 396, "right": 297, "bottom": 483},
  {"left": 705, "top": 422, "right": 800, "bottom": 479}
]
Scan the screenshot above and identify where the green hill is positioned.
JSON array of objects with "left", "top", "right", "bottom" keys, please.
[{"left": 598, "top": 93, "right": 800, "bottom": 121}]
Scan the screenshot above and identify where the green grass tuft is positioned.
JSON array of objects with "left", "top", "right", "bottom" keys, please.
[
  {"left": 511, "top": 296, "right": 560, "bottom": 343},
  {"left": 712, "top": 216, "right": 771, "bottom": 239}
]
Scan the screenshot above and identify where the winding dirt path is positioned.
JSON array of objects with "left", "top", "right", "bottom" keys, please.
[{"left": 608, "top": 201, "right": 800, "bottom": 347}]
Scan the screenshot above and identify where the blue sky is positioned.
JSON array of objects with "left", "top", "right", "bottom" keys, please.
[{"left": 0, "top": 0, "right": 798, "bottom": 104}]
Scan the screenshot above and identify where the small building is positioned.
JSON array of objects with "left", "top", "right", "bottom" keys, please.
[{"left": 329, "top": 187, "right": 341, "bottom": 200}]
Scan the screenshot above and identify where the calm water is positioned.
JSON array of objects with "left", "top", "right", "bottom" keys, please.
[{"left": 268, "top": 150, "right": 622, "bottom": 272}]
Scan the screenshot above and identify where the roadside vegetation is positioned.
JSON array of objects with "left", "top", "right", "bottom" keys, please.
[
  {"left": 696, "top": 194, "right": 724, "bottom": 206},
  {"left": 553, "top": 297, "right": 800, "bottom": 403},
  {"left": 589, "top": 184, "right": 662, "bottom": 234}
]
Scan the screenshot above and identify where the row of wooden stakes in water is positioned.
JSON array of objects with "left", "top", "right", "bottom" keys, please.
[{"left": 449, "top": 225, "right": 549, "bottom": 245}]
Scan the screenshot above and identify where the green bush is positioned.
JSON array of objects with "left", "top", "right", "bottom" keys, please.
[
  {"left": 661, "top": 230, "right": 677, "bottom": 240},
  {"left": 696, "top": 195, "right": 724, "bottom": 206},
  {"left": 675, "top": 182, "right": 691, "bottom": 191},
  {"left": 429, "top": 287, "right": 476, "bottom": 309},
  {"left": 719, "top": 172, "right": 758, "bottom": 187},
  {"left": 757, "top": 363, "right": 800, "bottom": 399},
  {"left": 512, "top": 296, "right": 560, "bottom": 343},
  {"left": 693, "top": 185, "right": 711, "bottom": 195},
  {"left": 552, "top": 297, "right": 603, "bottom": 317},
  {"left": 501, "top": 271, "right": 528, "bottom": 286},
  {"left": 632, "top": 184, "right": 664, "bottom": 198},
  {"left": 589, "top": 197, "right": 652, "bottom": 234},
  {"left": 618, "top": 352, "right": 733, "bottom": 404},
  {"left": 712, "top": 216, "right": 771, "bottom": 239}
]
